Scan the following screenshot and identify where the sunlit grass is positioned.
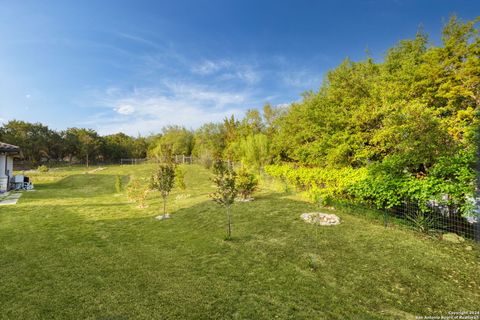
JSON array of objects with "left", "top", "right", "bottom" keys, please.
[{"left": 1, "top": 164, "right": 479, "bottom": 319}]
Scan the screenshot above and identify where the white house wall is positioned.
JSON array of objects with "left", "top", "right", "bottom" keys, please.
[
  {"left": 6, "top": 156, "right": 13, "bottom": 178},
  {"left": 0, "top": 154, "right": 7, "bottom": 191},
  {"left": 0, "top": 154, "right": 6, "bottom": 177}
]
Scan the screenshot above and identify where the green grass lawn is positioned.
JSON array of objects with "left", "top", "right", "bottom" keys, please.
[{"left": 0, "top": 164, "right": 479, "bottom": 319}]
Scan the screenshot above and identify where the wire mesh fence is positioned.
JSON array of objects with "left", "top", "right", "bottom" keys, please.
[
  {"left": 387, "top": 201, "right": 479, "bottom": 240},
  {"left": 332, "top": 199, "right": 480, "bottom": 241},
  {"left": 120, "top": 158, "right": 148, "bottom": 165}
]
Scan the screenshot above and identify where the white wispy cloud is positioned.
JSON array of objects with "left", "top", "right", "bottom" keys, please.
[
  {"left": 76, "top": 44, "right": 326, "bottom": 135},
  {"left": 191, "top": 59, "right": 232, "bottom": 75},
  {"left": 281, "top": 69, "right": 323, "bottom": 89},
  {"left": 192, "top": 59, "right": 260, "bottom": 84},
  {"left": 165, "top": 82, "right": 245, "bottom": 107},
  {"left": 116, "top": 32, "right": 161, "bottom": 49},
  {"left": 87, "top": 83, "right": 248, "bottom": 135},
  {"left": 114, "top": 104, "right": 135, "bottom": 115}
]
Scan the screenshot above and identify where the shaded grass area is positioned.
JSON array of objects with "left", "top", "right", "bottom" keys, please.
[{"left": 1, "top": 165, "right": 479, "bottom": 319}]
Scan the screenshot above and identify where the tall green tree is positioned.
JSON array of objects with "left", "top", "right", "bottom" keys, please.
[
  {"left": 148, "top": 126, "right": 194, "bottom": 160},
  {"left": 193, "top": 122, "right": 226, "bottom": 167},
  {"left": 75, "top": 128, "right": 101, "bottom": 167}
]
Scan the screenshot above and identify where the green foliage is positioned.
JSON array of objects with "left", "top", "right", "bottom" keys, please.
[
  {"left": 269, "top": 16, "right": 479, "bottom": 173},
  {"left": 307, "top": 254, "right": 320, "bottom": 272},
  {"left": 102, "top": 133, "right": 147, "bottom": 161},
  {"left": 37, "top": 165, "right": 49, "bottom": 173},
  {"left": 262, "top": 17, "right": 479, "bottom": 219},
  {"left": 406, "top": 211, "right": 435, "bottom": 234},
  {"left": 211, "top": 161, "right": 237, "bottom": 208},
  {"left": 264, "top": 164, "right": 367, "bottom": 205},
  {"left": 148, "top": 126, "right": 194, "bottom": 161},
  {"left": 0, "top": 121, "right": 149, "bottom": 167},
  {"left": 231, "top": 134, "right": 270, "bottom": 172},
  {"left": 175, "top": 166, "right": 187, "bottom": 190},
  {"left": 265, "top": 154, "right": 476, "bottom": 217},
  {"left": 126, "top": 177, "right": 150, "bottom": 208},
  {"left": 115, "top": 175, "right": 122, "bottom": 193},
  {"left": 2, "top": 164, "right": 480, "bottom": 318},
  {"left": 210, "top": 160, "right": 238, "bottom": 239},
  {"left": 150, "top": 164, "right": 176, "bottom": 216},
  {"left": 1, "top": 16, "right": 478, "bottom": 225},
  {"left": 349, "top": 149, "right": 476, "bottom": 216},
  {"left": 70, "top": 128, "right": 101, "bottom": 167},
  {"left": 0, "top": 120, "right": 62, "bottom": 163},
  {"left": 236, "top": 167, "right": 258, "bottom": 200},
  {"left": 192, "top": 123, "right": 225, "bottom": 168}
]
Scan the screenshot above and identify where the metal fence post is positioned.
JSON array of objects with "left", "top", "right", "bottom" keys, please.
[{"left": 475, "top": 128, "right": 480, "bottom": 242}]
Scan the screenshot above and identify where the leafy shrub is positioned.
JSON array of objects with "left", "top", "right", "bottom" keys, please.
[
  {"left": 265, "top": 154, "right": 476, "bottom": 218},
  {"left": 236, "top": 167, "right": 258, "bottom": 200},
  {"left": 127, "top": 178, "right": 150, "bottom": 208},
  {"left": 115, "top": 175, "right": 122, "bottom": 193},
  {"left": 175, "top": 166, "right": 186, "bottom": 190},
  {"left": 406, "top": 211, "right": 435, "bottom": 234},
  {"left": 307, "top": 254, "right": 320, "bottom": 272},
  {"left": 349, "top": 151, "right": 476, "bottom": 216},
  {"left": 264, "top": 164, "right": 367, "bottom": 205},
  {"left": 238, "top": 169, "right": 258, "bottom": 198},
  {"left": 37, "top": 165, "right": 49, "bottom": 173}
]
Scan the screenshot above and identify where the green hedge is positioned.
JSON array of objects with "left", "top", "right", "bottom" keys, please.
[{"left": 264, "top": 152, "right": 476, "bottom": 217}]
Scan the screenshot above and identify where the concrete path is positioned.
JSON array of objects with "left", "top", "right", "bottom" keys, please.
[{"left": 0, "top": 192, "right": 22, "bottom": 206}]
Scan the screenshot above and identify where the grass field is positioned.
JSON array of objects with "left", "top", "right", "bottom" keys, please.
[{"left": 0, "top": 164, "right": 479, "bottom": 319}]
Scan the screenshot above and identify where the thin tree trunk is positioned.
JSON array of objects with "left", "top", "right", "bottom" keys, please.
[
  {"left": 86, "top": 153, "right": 89, "bottom": 168},
  {"left": 226, "top": 206, "right": 232, "bottom": 239},
  {"left": 163, "top": 195, "right": 167, "bottom": 217}
]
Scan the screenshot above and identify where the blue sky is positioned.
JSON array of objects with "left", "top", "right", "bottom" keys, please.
[{"left": 0, "top": 0, "right": 478, "bottom": 135}]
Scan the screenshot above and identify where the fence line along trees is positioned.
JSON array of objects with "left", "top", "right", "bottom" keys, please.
[
  {"left": 150, "top": 163, "right": 176, "bottom": 220},
  {"left": 210, "top": 161, "right": 238, "bottom": 240},
  {"left": 0, "top": 121, "right": 149, "bottom": 166}
]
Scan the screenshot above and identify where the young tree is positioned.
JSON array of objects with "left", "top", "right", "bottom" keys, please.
[
  {"left": 126, "top": 178, "right": 150, "bottom": 208},
  {"left": 210, "top": 160, "right": 238, "bottom": 239},
  {"left": 150, "top": 164, "right": 176, "bottom": 219}
]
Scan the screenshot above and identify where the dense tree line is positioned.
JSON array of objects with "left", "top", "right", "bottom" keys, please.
[
  {"left": 266, "top": 16, "right": 478, "bottom": 215},
  {"left": 0, "top": 121, "right": 148, "bottom": 166},
  {"left": 192, "top": 16, "right": 478, "bottom": 215}
]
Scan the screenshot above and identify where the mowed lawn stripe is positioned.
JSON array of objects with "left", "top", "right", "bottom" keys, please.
[{"left": 0, "top": 165, "right": 478, "bottom": 319}]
